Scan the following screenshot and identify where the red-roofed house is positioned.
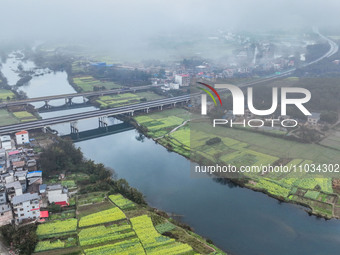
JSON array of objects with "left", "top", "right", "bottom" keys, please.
[
  {"left": 40, "top": 211, "right": 49, "bottom": 218},
  {"left": 15, "top": 131, "right": 29, "bottom": 145}
]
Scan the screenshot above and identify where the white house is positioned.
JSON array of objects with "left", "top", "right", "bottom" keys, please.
[
  {"left": 0, "top": 135, "right": 12, "bottom": 151},
  {"left": 175, "top": 74, "right": 190, "bottom": 86},
  {"left": 12, "top": 193, "right": 40, "bottom": 224},
  {"left": 15, "top": 131, "right": 29, "bottom": 145},
  {"left": 307, "top": 112, "right": 321, "bottom": 126},
  {"left": 47, "top": 184, "right": 69, "bottom": 204}
]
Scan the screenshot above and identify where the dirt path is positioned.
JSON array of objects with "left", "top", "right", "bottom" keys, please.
[{"left": 155, "top": 120, "right": 190, "bottom": 140}]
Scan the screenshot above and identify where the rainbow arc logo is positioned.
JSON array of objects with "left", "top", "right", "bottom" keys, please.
[{"left": 197, "top": 82, "right": 222, "bottom": 115}]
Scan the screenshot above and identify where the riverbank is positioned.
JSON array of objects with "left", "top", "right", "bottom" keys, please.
[
  {"left": 0, "top": 133, "right": 226, "bottom": 255},
  {"left": 126, "top": 107, "right": 340, "bottom": 220}
]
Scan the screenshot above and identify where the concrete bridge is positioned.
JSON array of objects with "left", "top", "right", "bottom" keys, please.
[
  {"left": 0, "top": 84, "right": 159, "bottom": 109},
  {"left": 0, "top": 95, "right": 190, "bottom": 135}
]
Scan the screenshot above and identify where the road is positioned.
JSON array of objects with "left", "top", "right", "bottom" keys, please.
[
  {"left": 0, "top": 95, "right": 190, "bottom": 134},
  {"left": 0, "top": 84, "right": 160, "bottom": 108}
]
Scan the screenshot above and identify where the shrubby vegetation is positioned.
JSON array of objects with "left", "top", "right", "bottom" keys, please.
[
  {"left": 0, "top": 224, "right": 37, "bottom": 255},
  {"left": 40, "top": 138, "right": 146, "bottom": 205}
]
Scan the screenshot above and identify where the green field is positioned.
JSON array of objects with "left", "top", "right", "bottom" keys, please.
[
  {"left": 131, "top": 215, "right": 194, "bottom": 254},
  {"left": 0, "top": 89, "right": 15, "bottom": 100},
  {"left": 134, "top": 108, "right": 339, "bottom": 218},
  {"left": 73, "top": 76, "right": 121, "bottom": 92},
  {"left": 34, "top": 183, "right": 222, "bottom": 255},
  {"left": 78, "top": 224, "right": 135, "bottom": 246},
  {"left": 0, "top": 109, "right": 19, "bottom": 126},
  {"left": 12, "top": 111, "right": 38, "bottom": 122},
  {"left": 97, "top": 92, "right": 164, "bottom": 109},
  {"left": 36, "top": 218, "right": 78, "bottom": 239},
  {"left": 77, "top": 192, "right": 106, "bottom": 206},
  {"left": 34, "top": 237, "right": 77, "bottom": 252},
  {"left": 109, "top": 194, "right": 135, "bottom": 210},
  {"left": 78, "top": 207, "right": 126, "bottom": 227}
]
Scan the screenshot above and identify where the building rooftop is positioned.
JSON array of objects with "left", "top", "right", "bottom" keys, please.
[
  {"left": 27, "top": 171, "right": 42, "bottom": 178},
  {"left": 15, "top": 131, "right": 28, "bottom": 136},
  {"left": 310, "top": 112, "right": 321, "bottom": 119},
  {"left": 5, "top": 181, "right": 22, "bottom": 190},
  {"left": 47, "top": 184, "right": 63, "bottom": 191},
  {"left": 12, "top": 193, "right": 39, "bottom": 205}
]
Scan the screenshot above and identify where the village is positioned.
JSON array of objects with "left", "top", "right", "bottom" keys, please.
[{"left": 0, "top": 130, "right": 69, "bottom": 227}]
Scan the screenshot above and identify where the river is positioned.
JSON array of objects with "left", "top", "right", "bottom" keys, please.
[{"left": 2, "top": 52, "right": 340, "bottom": 255}]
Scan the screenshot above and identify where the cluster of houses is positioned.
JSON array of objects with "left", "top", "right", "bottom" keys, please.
[{"left": 0, "top": 131, "right": 69, "bottom": 226}]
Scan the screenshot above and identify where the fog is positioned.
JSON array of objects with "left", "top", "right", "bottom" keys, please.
[{"left": 1, "top": 0, "right": 340, "bottom": 60}]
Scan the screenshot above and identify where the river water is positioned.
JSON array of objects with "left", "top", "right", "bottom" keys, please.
[{"left": 2, "top": 53, "right": 340, "bottom": 255}]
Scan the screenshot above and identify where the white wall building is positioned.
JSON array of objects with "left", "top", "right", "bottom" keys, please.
[
  {"left": 15, "top": 131, "right": 29, "bottom": 145},
  {"left": 47, "top": 184, "right": 69, "bottom": 204},
  {"left": 175, "top": 74, "right": 190, "bottom": 86},
  {"left": 0, "top": 135, "right": 12, "bottom": 151},
  {"left": 12, "top": 193, "right": 40, "bottom": 224}
]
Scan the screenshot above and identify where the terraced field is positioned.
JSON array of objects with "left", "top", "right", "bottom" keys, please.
[
  {"left": 36, "top": 218, "right": 78, "bottom": 239},
  {"left": 78, "top": 207, "right": 126, "bottom": 227},
  {"left": 109, "top": 194, "right": 135, "bottom": 209},
  {"left": 34, "top": 185, "right": 222, "bottom": 254},
  {"left": 131, "top": 215, "right": 194, "bottom": 255}
]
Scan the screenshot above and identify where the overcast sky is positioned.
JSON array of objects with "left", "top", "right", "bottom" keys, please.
[{"left": 1, "top": 0, "right": 340, "bottom": 60}]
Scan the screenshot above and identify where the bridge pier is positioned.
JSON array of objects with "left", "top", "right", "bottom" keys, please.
[
  {"left": 130, "top": 111, "right": 134, "bottom": 116},
  {"left": 70, "top": 121, "right": 79, "bottom": 136},
  {"left": 99, "top": 116, "right": 108, "bottom": 130},
  {"left": 44, "top": 100, "right": 50, "bottom": 109},
  {"left": 146, "top": 107, "right": 150, "bottom": 113},
  {"left": 65, "top": 97, "right": 73, "bottom": 106}
]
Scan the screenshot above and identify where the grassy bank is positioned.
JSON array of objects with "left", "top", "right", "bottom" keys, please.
[{"left": 133, "top": 107, "right": 340, "bottom": 220}]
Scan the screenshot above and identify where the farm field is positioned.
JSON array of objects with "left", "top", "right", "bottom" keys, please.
[
  {"left": 135, "top": 108, "right": 190, "bottom": 138},
  {"left": 0, "top": 109, "right": 19, "bottom": 126},
  {"left": 78, "top": 207, "right": 126, "bottom": 227},
  {"left": 77, "top": 192, "right": 106, "bottom": 206},
  {"left": 73, "top": 76, "right": 121, "bottom": 92},
  {"left": 36, "top": 218, "right": 77, "bottom": 239},
  {"left": 0, "top": 88, "right": 15, "bottom": 100},
  {"left": 12, "top": 111, "right": 38, "bottom": 122},
  {"left": 33, "top": 177, "right": 222, "bottom": 255},
  {"left": 134, "top": 107, "right": 340, "bottom": 218},
  {"left": 96, "top": 91, "right": 164, "bottom": 109},
  {"left": 320, "top": 125, "right": 340, "bottom": 150},
  {"left": 109, "top": 194, "right": 135, "bottom": 209},
  {"left": 78, "top": 224, "right": 135, "bottom": 246},
  {"left": 131, "top": 215, "right": 194, "bottom": 255}
]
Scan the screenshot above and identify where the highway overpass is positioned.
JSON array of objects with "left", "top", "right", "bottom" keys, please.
[
  {"left": 0, "top": 95, "right": 190, "bottom": 134},
  {"left": 0, "top": 84, "right": 160, "bottom": 108}
]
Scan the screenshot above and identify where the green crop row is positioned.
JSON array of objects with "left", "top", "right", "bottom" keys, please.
[
  {"left": 109, "top": 194, "right": 135, "bottom": 209},
  {"left": 78, "top": 207, "right": 126, "bottom": 227},
  {"left": 84, "top": 238, "right": 145, "bottom": 255},
  {"left": 130, "top": 215, "right": 193, "bottom": 254},
  {"left": 79, "top": 224, "right": 135, "bottom": 246},
  {"left": 36, "top": 219, "right": 77, "bottom": 239}
]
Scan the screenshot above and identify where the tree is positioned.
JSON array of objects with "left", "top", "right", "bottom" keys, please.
[{"left": 320, "top": 111, "right": 338, "bottom": 124}]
